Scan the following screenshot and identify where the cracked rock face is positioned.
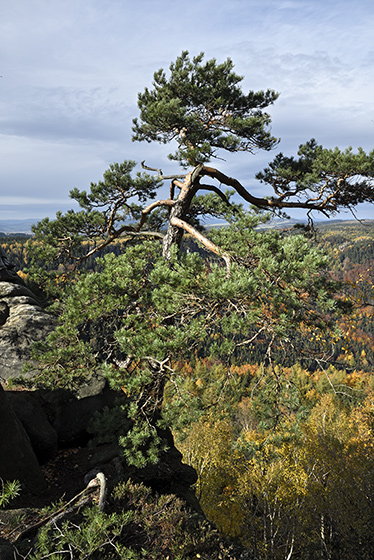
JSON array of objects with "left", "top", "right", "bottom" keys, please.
[{"left": 0, "top": 282, "right": 56, "bottom": 381}]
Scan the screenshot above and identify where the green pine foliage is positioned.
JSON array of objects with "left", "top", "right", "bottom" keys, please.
[
  {"left": 256, "top": 139, "right": 374, "bottom": 213},
  {"left": 0, "top": 479, "right": 21, "bottom": 508},
  {"left": 132, "top": 51, "right": 279, "bottom": 166}
]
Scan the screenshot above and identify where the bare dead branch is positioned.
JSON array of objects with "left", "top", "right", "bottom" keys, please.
[
  {"left": 9, "top": 478, "right": 102, "bottom": 543},
  {"left": 141, "top": 160, "right": 186, "bottom": 180},
  {"left": 95, "top": 472, "right": 107, "bottom": 511},
  {"left": 170, "top": 216, "right": 231, "bottom": 275},
  {"left": 235, "top": 327, "right": 267, "bottom": 348}
]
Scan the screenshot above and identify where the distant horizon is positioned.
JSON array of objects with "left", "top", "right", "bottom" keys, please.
[
  {"left": 1, "top": 196, "right": 372, "bottom": 226},
  {"left": 1, "top": 215, "right": 374, "bottom": 235}
]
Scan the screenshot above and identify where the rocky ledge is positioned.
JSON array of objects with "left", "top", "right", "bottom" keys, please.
[
  {"left": 0, "top": 281, "right": 56, "bottom": 381},
  {"left": 0, "top": 280, "right": 202, "bottom": 558}
]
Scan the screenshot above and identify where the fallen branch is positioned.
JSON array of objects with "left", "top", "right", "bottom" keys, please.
[{"left": 12, "top": 472, "right": 107, "bottom": 544}]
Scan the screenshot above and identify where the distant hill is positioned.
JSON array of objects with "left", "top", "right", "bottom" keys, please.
[
  {"left": 314, "top": 219, "right": 374, "bottom": 230},
  {"left": 0, "top": 219, "right": 37, "bottom": 235},
  {"left": 1, "top": 217, "right": 373, "bottom": 236},
  {"left": 208, "top": 218, "right": 374, "bottom": 231},
  {"left": 206, "top": 217, "right": 304, "bottom": 231}
]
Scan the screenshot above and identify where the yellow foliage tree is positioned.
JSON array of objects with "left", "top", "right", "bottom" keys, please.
[
  {"left": 178, "top": 375, "right": 374, "bottom": 559},
  {"left": 176, "top": 416, "right": 245, "bottom": 539}
]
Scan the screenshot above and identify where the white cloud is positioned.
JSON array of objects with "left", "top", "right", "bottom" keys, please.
[{"left": 0, "top": 0, "right": 373, "bottom": 220}]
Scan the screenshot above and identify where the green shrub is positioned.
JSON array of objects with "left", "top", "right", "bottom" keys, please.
[
  {"left": 0, "top": 479, "right": 21, "bottom": 508},
  {"left": 28, "top": 481, "right": 246, "bottom": 559}
]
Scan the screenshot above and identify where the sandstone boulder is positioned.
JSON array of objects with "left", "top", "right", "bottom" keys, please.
[{"left": 0, "top": 282, "right": 55, "bottom": 381}]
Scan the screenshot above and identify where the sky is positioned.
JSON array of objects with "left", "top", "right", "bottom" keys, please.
[{"left": 0, "top": 0, "right": 373, "bottom": 224}]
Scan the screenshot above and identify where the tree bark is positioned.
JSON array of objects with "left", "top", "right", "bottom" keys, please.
[
  {"left": 162, "top": 165, "right": 204, "bottom": 260},
  {"left": 163, "top": 199, "right": 191, "bottom": 259}
]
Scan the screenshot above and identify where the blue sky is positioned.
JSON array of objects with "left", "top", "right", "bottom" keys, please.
[{"left": 0, "top": 0, "right": 373, "bottom": 222}]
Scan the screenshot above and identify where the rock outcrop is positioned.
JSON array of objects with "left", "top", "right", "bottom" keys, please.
[
  {"left": 5, "top": 391, "right": 58, "bottom": 463},
  {"left": 0, "top": 278, "right": 201, "bottom": 555},
  {"left": 0, "top": 282, "right": 55, "bottom": 381},
  {"left": 0, "top": 382, "right": 45, "bottom": 492}
]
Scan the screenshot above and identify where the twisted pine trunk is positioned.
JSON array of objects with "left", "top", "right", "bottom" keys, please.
[{"left": 162, "top": 164, "right": 204, "bottom": 260}]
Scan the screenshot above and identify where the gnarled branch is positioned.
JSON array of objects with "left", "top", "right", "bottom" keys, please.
[
  {"left": 201, "top": 166, "right": 350, "bottom": 213},
  {"left": 137, "top": 198, "right": 175, "bottom": 230}
]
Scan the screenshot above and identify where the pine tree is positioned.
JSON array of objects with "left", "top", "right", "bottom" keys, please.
[{"left": 26, "top": 51, "right": 374, "bottom": 465}]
